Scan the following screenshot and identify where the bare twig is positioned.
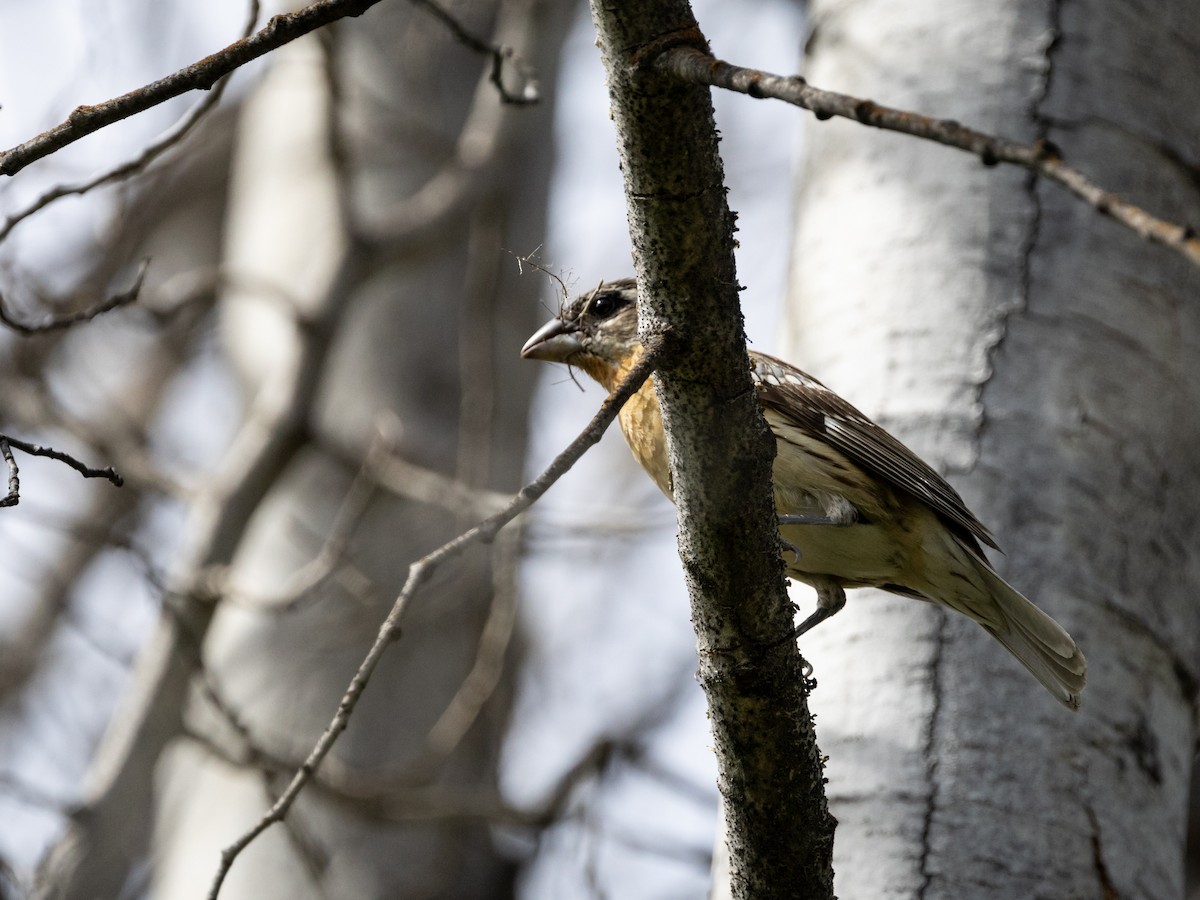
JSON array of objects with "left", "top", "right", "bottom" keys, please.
[
  {"left": 206, "top": 334, "right": 666, "bottom": 900},
  {"left": 0, "top": 261, "right": 150, "bottom": 334},
  {"left": 358, "top": 4, "right": 542, "bottom": 242},
  {"left": 187, "top": 714, "right": 618, "bottom": 830},
  {"left": 409, "top": 0, "right": 538, "bottom": 104},
  {"left": 0, "top": 260, "right": 149, "bottom": 335},
  {"left": 316, "top": 26, "right": 359, "bottom": 238},
  {"left": 0, "top": 0, "right": 386, "bottom": 178},
  {"left": 0, "top": 0, "right": 537, "bottom": 180},
  {"left": 271, "top": 434, "right": 382, "bottom": 612},
  {"left": 420, "top": 525, "right": 521, "bottom": 762},
  {"left": 0, "top": 439, "right": 17, "bottom": 508},
  {"left": 0, "top": 434, "right": 123, "bottom": 492},
  {"left": 0, "top": 3, "right": 262, "bottom": 244},
  {"left": 1, "top": 363, "right": 187, "bottom": 498},
  {"left": 315, "top": 421, "right": 510, "bottom": 518},
  {"left": 660, "top": 46, "right": 1200, "bottom": 268}
]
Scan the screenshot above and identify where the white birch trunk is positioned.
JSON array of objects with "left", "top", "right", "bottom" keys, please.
[{"left": 787, "top": 1, "right": 1200, "bottom": 897}]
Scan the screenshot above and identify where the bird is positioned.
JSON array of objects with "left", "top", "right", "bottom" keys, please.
[{"left": 521, "top": 278, "right": 1086, "bottom": 709}]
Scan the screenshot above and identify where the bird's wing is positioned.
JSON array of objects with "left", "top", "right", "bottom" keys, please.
[{"left": 750, "top": 351, "right": 999, "bottom": 552}]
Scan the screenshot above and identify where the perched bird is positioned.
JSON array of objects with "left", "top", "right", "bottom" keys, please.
[{"left": 522, "top": 278, "right": 1086, "bottom": 709}]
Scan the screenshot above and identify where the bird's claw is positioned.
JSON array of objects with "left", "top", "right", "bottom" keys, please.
[{"left": 779, "top": 535, "right": 802, "bottom": 560}]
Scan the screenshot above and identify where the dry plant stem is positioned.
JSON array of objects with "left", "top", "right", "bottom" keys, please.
[
  {"left": 0, "top": 261, "right": 148, "bottom": 335},
  {"left": 661, "top": 46, "right": 1200, "bottom": 268},
  {"left": 206, "top": 335, "right": 665, "bottom": 900}
]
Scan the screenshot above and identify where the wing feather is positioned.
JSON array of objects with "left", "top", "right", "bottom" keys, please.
[{"left": 750, "top": 352, "right": 998, "bottom": 553}]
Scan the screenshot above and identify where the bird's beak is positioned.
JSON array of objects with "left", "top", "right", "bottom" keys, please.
[{"left": 521, "top": 318, "right": 583, "bottom": 361}]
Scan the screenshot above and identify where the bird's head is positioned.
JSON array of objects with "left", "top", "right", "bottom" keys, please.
[{"left": 520, "top": 278, "right": 641, "bottom": 389}]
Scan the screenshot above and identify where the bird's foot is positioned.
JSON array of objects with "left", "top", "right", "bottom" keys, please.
[
  {"left": 793, "top": 583, "right": 848, "bottom": 638},
  {"left": 793, "top": 605, "right": 836, "bottom": 638},
  {"left": 779, "top": 535, "right": 802, "bottom": 560}
]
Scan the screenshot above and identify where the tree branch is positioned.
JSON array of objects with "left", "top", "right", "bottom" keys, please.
[
  {"left": 0, "top": 261, "right": 148, "bottom": 335},
  {"left": 0, "top": 0, "right": 537, "bottom": 180},
  {"left": 660, "top": 46, "right": 1200, "bottom": 269},
  {"left": 589, "top": 5, "right": 834, "bottom": 899},
  {"left": 0, "top": 2, "right": 262, "bottom": 244},
  {"left": 0, "top": 0, "right": 382, "bottom": 178},
  {"left": 409, "top": 0, "right": 538, "bottom": 104},
  {"left": 206, "top": 335, "right": 665, "bottom": 900},
  {"left": 0, "top": 435, "right": 124, "bottom": 504}
]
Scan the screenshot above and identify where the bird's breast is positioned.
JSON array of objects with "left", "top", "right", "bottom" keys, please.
[{"left": 618, "top": 378, "right": 673, "bottom": 498}]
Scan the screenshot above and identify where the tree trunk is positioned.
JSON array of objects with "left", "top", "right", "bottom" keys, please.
[{"left": 788, "top": 0, "right": 1200, "bottom": 897}]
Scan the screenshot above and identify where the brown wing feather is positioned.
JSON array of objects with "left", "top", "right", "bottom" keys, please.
[{"left": 750, "top": 351, "right": 999, "bottom": 553}]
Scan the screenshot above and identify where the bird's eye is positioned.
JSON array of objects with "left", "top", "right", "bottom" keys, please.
[{"left": 589, "top": 293, "right": 622, "bottom": 319}]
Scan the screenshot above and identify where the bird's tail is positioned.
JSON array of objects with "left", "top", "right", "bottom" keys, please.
[{"left": 971, "top": 562, "right": 1087, "bottom": 710}]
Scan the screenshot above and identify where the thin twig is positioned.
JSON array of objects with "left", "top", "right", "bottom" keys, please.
[
  {"left": 0, "top": 260, "right": 149, "bottom": 334},
  {"left": 254, "top": 430, "right": 384, "bottom": 613},
  {"left": 316, "top": 26, "right": 359, "bottom": 238},
  {"left": 1, "top": 367, "right": 187, "bottom": 497},
  {"left": 206, "top": 334, "right": 665, "bottom": 900},
  {"left": 0, "top": 435, "right": 123, "bottom": 489},
  {"left": 660, "top": 46, "right": 1200, "bottom": 269},
  {"left": 315, "top": 421, "right": 511, "bottom": 519},
  {"left": 409, "top": 0, "right": 538, "bottom": 104},
  {"left": 187, "top": 715, "right": 617, "bottom": 830},
  {"left": 0, "top": 439, "right": 17, "bottom": 508},
  {"left": 420, "top": 525, "right": 521, "bottom": 762}
]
